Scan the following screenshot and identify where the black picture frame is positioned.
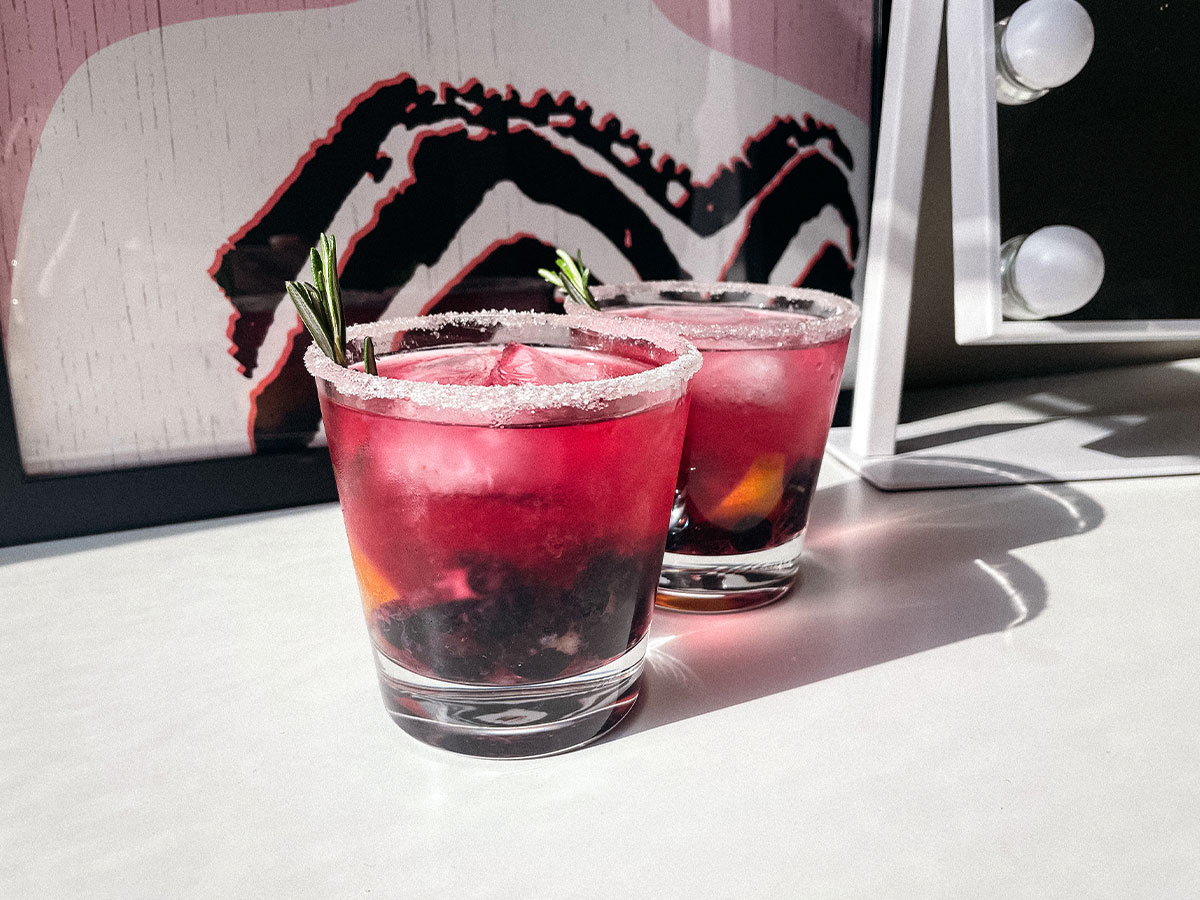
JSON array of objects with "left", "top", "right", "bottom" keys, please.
[{"left": 0, "top": 337, "right": 337, "bottom": 547}]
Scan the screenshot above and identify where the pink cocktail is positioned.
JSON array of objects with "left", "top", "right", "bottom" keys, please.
[
  {"left": 595, "top": 284, "right": 859, "bottom": 612},
  {"left": 306, "top": 311, "right": 699, "bottom": 756}
]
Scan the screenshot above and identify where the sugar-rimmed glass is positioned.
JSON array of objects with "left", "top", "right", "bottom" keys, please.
[
  {"left": 306, "top": 310, "right": 700, "bottom": 756},
  {"left": 594, "top": 282, "right": 859, "bottom": 612}
]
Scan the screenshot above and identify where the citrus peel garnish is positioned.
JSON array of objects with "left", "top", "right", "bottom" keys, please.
[
  {"left": 702, "top": 453, "right": 786, "bottom": 529},
  {"left": 349, "top": 545, "right": 398, "bottom": 614}
]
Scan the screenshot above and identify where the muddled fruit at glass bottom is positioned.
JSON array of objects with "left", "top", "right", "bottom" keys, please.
[
  {"left": 667, "top": 456, "right": 823, "bottom": 556},
  {"left": 370, "top": 548, "right": 658, "bottom": 685}
]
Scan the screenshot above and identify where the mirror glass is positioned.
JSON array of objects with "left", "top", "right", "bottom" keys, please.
[{"left": 996, "top": 0, "right": 1199, "bottom": 323}]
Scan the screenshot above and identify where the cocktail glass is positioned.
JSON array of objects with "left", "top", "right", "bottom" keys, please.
[
  {"left": 593, "top": 283, "right": 859, "bottom": 613},
  {"left": 305, "top": 310, "right": 700, "bottom": 756}
]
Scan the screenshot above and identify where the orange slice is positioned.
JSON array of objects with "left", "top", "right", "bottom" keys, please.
[
  {"left": 703, "top": 453, "right": 786, "bottom": 530},
  {"left": 349, "top": 545, "right": 398, "bottom": 614}
]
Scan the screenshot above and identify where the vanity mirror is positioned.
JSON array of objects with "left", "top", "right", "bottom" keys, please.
[{"left": 829, "top": 0, "right": 1200, "bottom": 488}]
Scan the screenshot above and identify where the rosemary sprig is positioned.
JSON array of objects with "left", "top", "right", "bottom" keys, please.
[
  {"left": 285, "top": 235, "right": 380, "bottom": 375},
  {"left": 285, "top": 233, "right": 348, "bottom": 367},
  {"left": 538, "top": 248, "right": 599, "bottom": 310}
]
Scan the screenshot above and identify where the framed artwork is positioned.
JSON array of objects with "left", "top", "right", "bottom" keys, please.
[{"left": 1, "top": 0, "right": 878, "bottom": 545}]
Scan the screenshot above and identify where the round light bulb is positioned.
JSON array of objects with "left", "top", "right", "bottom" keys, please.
[
  {"left": 1003, "top": 0, "right": 1094, "bottom": 89},
  {"left": 996, "top": 0, "right": 1094, "bottom": 104},
  {"left": 1001, "top": 225, "right": 1105, "bottom": 320}
]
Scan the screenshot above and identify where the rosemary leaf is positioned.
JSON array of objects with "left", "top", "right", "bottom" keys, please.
[
  {"left": 556, "top": 249, "right": 580, "bottom": 283},
  {"left": 309, "top": 247, "right": 322, "bottom": 286},
  {"left": 297, "top": 282, "right": 329, "bottom": 329},
  {"left": 300, "top": 281, "right": 343, "bottom": 365},
  {"left": 318, "top": 234, "right": 345, "bottom": 357},
  {"left": 363, "top": 335, "right": 378, "bottom": 376},
  {"left": 537, "top": 268, "right": 565, "bottom": 288},
  {"left": 286, "top": 281, "right": 338, "bottom": 362}
]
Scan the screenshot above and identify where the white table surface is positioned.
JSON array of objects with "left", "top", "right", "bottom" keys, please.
[{"left": 3, "top": 458, "right": 1199, "bottom": 899}]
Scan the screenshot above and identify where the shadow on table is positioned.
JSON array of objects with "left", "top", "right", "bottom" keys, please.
[
  {"left": 616, "top": 461, "right": 1105, "bottom": 737},
  {"left": 898, "top": 361, "right": 1200, "bottom": 465}
]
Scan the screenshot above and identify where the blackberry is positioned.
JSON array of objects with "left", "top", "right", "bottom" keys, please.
[
  {"left": 571, "top": 552, "right": 639, "bottom": 617},
  {"left": 579, "top": 616, "right": 626, "bottom": 660},
  {"left": 465, "top": 557, "right": 507, "bottom": 596},
  {"left": 570, "top": 551, "right": 653, "bottom": 661},
  {"left": 375, "top": 599, "right": 496, "bottom": 680},
  {"left": 409, "top": 599, "right": 472, "bottom": 642},
  {"left": 497, "top": 598, "right": 574, "bottom": 671},
  {"left": 728, "top": 518, "right": 774, "bottom": 552},
  {"left": 375, "top": 603, "right": 410, "bottom": 654},
  {"left": 778, "top": 460, "right": 820, "bottom": 534},
  {"left": 477, "top": 571, "right": 545, "bottom": 643},
  {"left": 579, "top": 590, "right": 651, "bottom": 661}
]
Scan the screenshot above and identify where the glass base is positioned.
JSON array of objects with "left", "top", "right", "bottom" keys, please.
[
  {"left": 374, "top": 636, "right": 647, "bottom": 758},
  {"left": 656, "top": 531, "right": 805, "bottom": 613}
]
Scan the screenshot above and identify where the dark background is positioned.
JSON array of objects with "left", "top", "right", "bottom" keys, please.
[{"left": 995, "top": 0, "right": 1199, "bottom": 321}]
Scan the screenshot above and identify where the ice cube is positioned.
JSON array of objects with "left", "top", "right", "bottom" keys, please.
[
  {"left": 378, "top": 346, "right": 503, "bottom": 386},
  {"left": 375, "top": 418, "right": 572, "bottom": 498},
  {"left": 694, "top": 351, "right": 788, "bottom": 410},
  {"left": 486, "top": 343, "right": 631, "bottom": 386},
  {"left": 356, "top": 343, "right": 644, "bottom": 497},
  {"left": 375, "top": 342, "right": 643, "bottom": 387}
]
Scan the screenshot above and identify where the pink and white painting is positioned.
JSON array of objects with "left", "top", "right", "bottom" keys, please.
[{"left": 1, "top": 0, "right": 874, "bottom": 473}]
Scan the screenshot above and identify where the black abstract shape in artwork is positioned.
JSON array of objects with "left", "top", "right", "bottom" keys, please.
[
  {"left": 209, "top": 75, "right": 862, "bottom": 451},
  {"left": 419, "top": 236, "right": 562, "bottom": 315},
  {"left": 721, "top": 151, "right": 860, "bottom": 282},
  {"left": 796, "top": 243, "right": 855, "bottom": 298},
  {"left": 338, "top": 126, "right": 677, "bottom": 291}
]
